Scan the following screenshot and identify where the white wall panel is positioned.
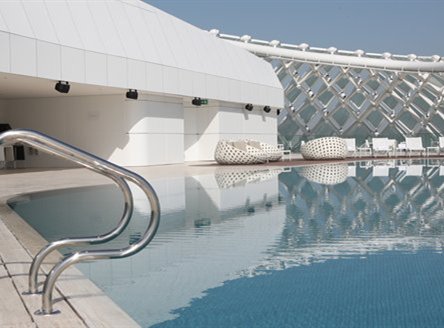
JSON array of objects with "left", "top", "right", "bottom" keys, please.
[
  {"left": 146, "top": 62, "right": 163, "bottom": 94},
  {"left": 45, "top": 0, "right": 83, "bottom": 49},
  {"left": 169, "top": 18, "right": 198, "bottom": 72},
  {"left": 125, "top": 5, "right": 160, "bottom": 63},
  {"left": 125, "top": 98, "right": 183, "bottom": 134},
  {"left": 197, "top": 107, "right": 219, "bottom": 134},
  {"left": 0, "top": 2, "right": 33, "bottom": 38},
  {"left": 85, "top": 51, "right": 107, "bottom": 86},
  {"left": 10, "top": 35, "right": 36, "bottom": 76},
  {"left": 163, "top": 66, "right": 180, "bottom": 95},
  {"left": 229, "top": 79, "right": 241, "bottom": 103},
  {"left": 141, "top": 12, "right": 176, "bottom": 67},
  {"left": 107, "top": 0, "right": 143, "bottom": 61},
  {"left": 218, "top": 108, "right": 244, "bottom": 134},
  {"left": 205, "top": 75, "right": 220, "bottom": 101},
  {"left": 0, "top": 31, "right": 10, "bottom": 73},
  {"left": 107, "top": 55, "right": 127, "bottom": 87},
  {"left": 22, "top": 1, "right": 58, "bottom": 44},
  {"left": 87, "top": 1, "right": 126, "bottom": 57},
  {"left": 178, "top": 69, "right": 193, "bottom": 97},
  {"left": 183, "top": 25, "right": 211, "bottom": 75},
  {"left": 37, "top": 41, "right": 61, "bottom": 79},
  {"left": 5, "top": 94, "right": 184, "bottom": 167},
  {"left": 184, "top": 134, "right": 199, "bottom": 162},
  {"left": 166, "top": 134, "right": 184, "bottom": 163},
  {"left": 191, "top": 72, "right": 206, "bottom": 98},
  {"left": 157, "top": 15, "right": 189, "bottom": 69},
  {"left": 127, "top": 59, "right": 146, "bottom": 90},
  {"left": 61, "top": 46, "right": 85, "bottom": 82},
  {"left": 208, "top": 37, "right": 231, "bottom": 77},
  {"left": 68, "top": 1, "right": 105, "bottom": 54},
  {"left": 0, "top": 8, "right": 8, "bottom": 32}
]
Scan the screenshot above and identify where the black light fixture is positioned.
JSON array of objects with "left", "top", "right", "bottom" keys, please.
[
  {"left": 277, "top": 109, "right": 281, "bottom": 116},
  {"left": 245, "top": 103, "right": 253, "bottom": 111},
  {"left": 192, "top": 97, "right": 202, "bottom": 106},
  {"left": 126, "top": 89, "right": 138, "bottom": 100},
  {"left": 263, "top": 106, "right": 271, "bottom": 113},
  {"left": 55, "top": 81, "right": 70, "bottom": 94}
]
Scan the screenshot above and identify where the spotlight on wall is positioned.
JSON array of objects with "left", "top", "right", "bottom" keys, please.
[
  {"left": 126, "top": 89, "right": 138, "bottom": 100},
  {"left": 263, "top": 106, "right": 271, "bottom": 113},
  {"left": 192, "top": 97, "right": 202, "bottom": 106},
  {"left": 245, "top": 103, "right": 253, "bottom": 111},
  {"left": 277, "top": 109, "right": 281, "bottom": 116},
  {"left": 55, "top": 81, "right": 70, "bottom": 94}
]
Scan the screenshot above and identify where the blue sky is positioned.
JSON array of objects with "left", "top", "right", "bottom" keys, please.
[{"left": 146, "top": 0, "right": 444, "bottom": 56}]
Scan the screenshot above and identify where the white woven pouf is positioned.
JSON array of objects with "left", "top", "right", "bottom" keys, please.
[
  {"left": 301, "top": 137, "right": 347, "bottom": 160},
  {"left": 300, "top": 163, "right": 348, "bottom": 185},
  {"left": 214, "top": 140, "right": 266, "bottom": 165}
]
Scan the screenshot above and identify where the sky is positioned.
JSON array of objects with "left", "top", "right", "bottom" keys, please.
[{"left": 145, "top": 0, "right": 444, "bottom": 56}]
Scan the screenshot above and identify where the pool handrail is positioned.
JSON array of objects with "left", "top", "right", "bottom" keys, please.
[
  {"left": 0, "top": 129, "right": 161, "bottom": 315},
  {"left": 26, "top": 174, "right": 133, "bottom": 295}
]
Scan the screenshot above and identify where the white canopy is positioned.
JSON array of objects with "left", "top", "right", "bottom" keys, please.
[{"left": 0, "top": 0, "right": 283, "bottom": 107}]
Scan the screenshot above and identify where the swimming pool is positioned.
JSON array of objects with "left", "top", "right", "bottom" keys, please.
[{"left": 9, "top": 160, "right": 444, "bottom": 327}]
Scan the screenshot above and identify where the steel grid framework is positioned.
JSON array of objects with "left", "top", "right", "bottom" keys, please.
[{"left": 215, "top": 31, "right": 444, "bottom": 151}]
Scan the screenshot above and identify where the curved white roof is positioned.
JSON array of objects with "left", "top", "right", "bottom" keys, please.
[{"left": 0, "top": 0, "right": 283, "bottom": 107}]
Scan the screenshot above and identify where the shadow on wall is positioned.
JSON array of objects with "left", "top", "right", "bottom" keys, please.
[
  {"left": 2, "top": 94, "right": 183, "bottom": 167},
  {"left": 184, "top": 105, "right": 278, "bottom": 162}
]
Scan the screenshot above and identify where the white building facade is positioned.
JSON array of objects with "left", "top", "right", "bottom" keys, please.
[{"left": 0, "top": 0, "right": 283, "bottom": 167}]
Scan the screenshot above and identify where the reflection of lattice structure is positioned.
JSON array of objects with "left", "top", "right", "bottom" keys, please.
[
  {"left": 214, "top": 32, "right": 444, "bottom": 151},
  {"left": 279, "top": 161, "right": 444, "bottom": 246},
  {"left": 240, "top": 160, "right": 444, "bottom": 276}
]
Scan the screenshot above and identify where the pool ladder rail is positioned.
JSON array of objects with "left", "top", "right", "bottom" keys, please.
[{"left": 0, "top": 129, "right": 161, "bottom": 316}]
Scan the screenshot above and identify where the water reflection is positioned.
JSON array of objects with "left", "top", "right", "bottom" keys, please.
[
  {"left": 300, "top": 163, "right": 348, "bottom": 185},
  {"left": 9, "top": 160, "right": 444, "bottom": 327}
]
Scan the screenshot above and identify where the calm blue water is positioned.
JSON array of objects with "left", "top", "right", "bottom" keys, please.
[{"left": 9, "top": 160, "right": 444, "bottom": 327}]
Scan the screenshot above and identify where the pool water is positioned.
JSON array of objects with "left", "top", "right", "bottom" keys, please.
[{"left": 9, "top": 160, "right": 444, "bottom": 327}]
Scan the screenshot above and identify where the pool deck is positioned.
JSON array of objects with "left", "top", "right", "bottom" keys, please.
[{"left": 0, "top": 155, "right": 440, "bottom": 327}]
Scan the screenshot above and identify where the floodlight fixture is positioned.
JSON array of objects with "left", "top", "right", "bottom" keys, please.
[
  {"left": 126, "top": 89, "right": 138, "bottom": 100},
  {"left": 55, "top": 81, "right": 70, "bottom": 94}
]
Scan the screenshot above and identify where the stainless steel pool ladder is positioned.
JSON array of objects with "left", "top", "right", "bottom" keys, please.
[{"left": 0, "top": 129, "right": 161, "bottom": 315}]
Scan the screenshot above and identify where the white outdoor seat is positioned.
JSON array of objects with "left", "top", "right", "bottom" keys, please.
[
  {"left": 246, "top": 140, "right": 283, "bottom": 162},
  {"left": 372, "top": 138, "right": 391, "bottom": 157},
  {"left": 388, "top": 139, "right": 397, "bottom": 157},
  {"left": 344, "top": 138, "right": 357, "bottom": 157},
  {"left": 396, "top": 141, "right": 407, "bottom": 156},
  {"left": 405, "top": 137, "right": 425, "bottom": 156},
  {"left": 426, "top": 137, "right": 444, "bottom": 156},
  {"left": 357, "top": 140, "right": 372, "bottom": 157},
  {"left": 214, "top": 140, "right": 266, "bottom": 165},
  {"left": 300, "top": 137, "right": 347, "bottom": 160},
  {"left": 440, "top": 166, "right": 444, "bottom": 176}
]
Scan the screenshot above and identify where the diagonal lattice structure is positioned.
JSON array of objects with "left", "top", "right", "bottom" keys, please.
[
  {"left": 214, "top": 31, "right": 444, "bottom": 151},
  {"left": 274, "top": 62, "right": 444, "bottom": 150}
]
